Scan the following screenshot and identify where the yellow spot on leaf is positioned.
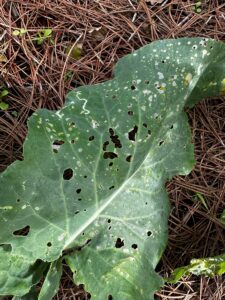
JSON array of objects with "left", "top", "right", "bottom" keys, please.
[{"left": 184, "top": 73, "right": 192, "bottom": 86}]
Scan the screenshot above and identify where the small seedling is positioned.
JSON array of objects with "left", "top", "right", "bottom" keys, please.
[
  {"left": 64, "top": 70, "right": 74, "bottom": 81},
  {"left": 0, "top": 89, "right": 9, "bottom": 110},
  {"left": 193, "top": 192, "right": 209, "bottom": 211},
  {"left": 34, "top": 29, "right": 53, "bottom": 45},
  {"left": 193, "top": 1, "right": 202, "bottom": 13},
  {"left": 12, "top": 28, "right": 27, "bottom": 37},
  {"left": 66, "top": 43, "right": 83, "bottom": 60}
]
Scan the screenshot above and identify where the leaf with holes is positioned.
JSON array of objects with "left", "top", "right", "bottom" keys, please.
[
  {"left": 0, "top": 38, "right": 225, "bottom": 299},
  {"left": 168, "top": 254, "right": 225, "bottom": 283}
]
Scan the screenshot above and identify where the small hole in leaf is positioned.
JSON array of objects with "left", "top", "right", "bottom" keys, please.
[
  {"left": 109, "top": 185, "right": 115, "bottom": 190},
  {"left": 103, "top": 141, "right": 109, "bottom": 151},
  {"left": 75, "top": 210, "right": 80, "bottom": 215},
  {"left": 159, "top": 140, "right": 164, "bottom": 146},
  {"left": 143, "top": 123, "right": 147, "bottom": 128},
  {"left": 126, "top": 155, "right": 132, "bottom": 162},
  {"left": 107, "top": 219, "right": 111, "bottom": 223},
  {"left": 148, "top": 129, "right": 152, "bottom": 135},
  {"left": 16, "top": 199, "right": 20, "bottom": 203},
  {"left": 147, "top": 231, "right": 152, "bottom": 237},
  {"left": 115, "top": 238, "right": 124, "bottom": 248},
  {"left": 103, "top": 152, "right": 118, "bottom": 159},
  {"left": 13, "top": 225, "right": 30, "bottom": 236},
  {"left": 108, "top": 226, "right": 111, "bottom": 230},
  {"left": 128, "top": 125, "right": 138, "bottom": 141},
  {"left": 170, "top": 125, "right": 174, "bottom": 129},
  {"left": 161, "top": 60, "right": 165, "bottom": 63},
  {"left": 47, "top": 242, "right": 52, "bottom": 247},
  {"left": 109, "top": 128, "right": 114, "bottom": 135},
  {"left": 78, "top": 198, "right": 82, "bottom": 201},
  {"left": 71, "top": 139, "right": 75, "bottom": 144},
  {"left": 128, "top": 111, "right": 133, "bottom": 116},
  {"left": 63, "top": 168, "right": 73, "bottom": 180},
  {"left": 145, "top": 202, "right": 148, "bottom": 205},
  {"left": 131, "top": 244, "right": 138, "bottom": 249},
  {"left": 109, "top": 129, "right": 122, "bottom": 148},
  {"left": 52, "top": 140, "right": 64, "bottom": 153},
  {"left": 109, "top": 162, "right": 113, "bottom": 167},
  {"left": 131, "top": 85, "right": 136, "bottom": 90},
  {"left": 76, "top": 188, "right": 81, "bottom": 194},
  {"left": 89, "top": 136, "right": 94, "bottom": 141},
  {"left": 84, "top": 175, "right": 87, "bottom": 178},
  {"left": 53, "top": 140, "right": 64, "bottom": 145},
  {"left": 108, "top": 295, "right": 113, "bottom": 300},
  {"left": 112, "top": 95, "right": 116, "bottom": 99}
]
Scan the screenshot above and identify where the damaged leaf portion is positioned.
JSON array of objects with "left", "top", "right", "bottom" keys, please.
[
  {"left": 168, "top": 254, "right": 225, "bottom": 283},
  {"left": 0, "top": 38, "right": 225, "bottom": 299},
  {"left": 0, "top": 247, "right": 47, "bottom": 297}
]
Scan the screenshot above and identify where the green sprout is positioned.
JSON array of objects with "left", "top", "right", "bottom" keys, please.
[
  {"left": 193, "top": 1, "right": 202, "bottom": 13},
  {"left": 12, "top": 28, "right": 28, "bottom": 37},
  {"left": 34, "top": 29, "right": 53, "bottom": 45},
  {"left": 0, "top": 89, "right": 9, "bottom": 111},
  {"left": 193, "top": 192, "right": 209, "bottom": 211}
]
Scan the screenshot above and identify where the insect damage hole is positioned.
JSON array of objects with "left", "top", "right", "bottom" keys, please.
[
  {"left": 128, "top": 125, "right": 138, "bottom": 141},
  {"left": 115, "top": 238, "right": 124, "bottom": 248},
  {"left": 89, "top": 136, "right": 94, "bottom": 141},
  {"left": 131, "top": 243, "right": 138, "bottom": 249},
  {"left": 109, "top": 128, "right": 122, "bottom": 148},
  {"left": 63, "top": 168, "right": 73, "bottom": 180},
  {"left": 47, "top": 242, "right": 52, "bottom": 247},
  {"left": 108, "top": 295, "right": 113, "bottom": 300},
  {"left": 126, "top": 155, "right": 132, "bottom": 162},
  {"left": 52, "top": 140, "right": 64, "bottom": 153},
  {"left": 103, "top": 152, "right": 118, "bottom": 159},
  {"left": 13, "top": 225, "right": 30, "bottom": 236}
]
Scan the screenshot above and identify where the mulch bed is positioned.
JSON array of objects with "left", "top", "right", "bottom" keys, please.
[{"left": 0, "top": 1, "right": 225, "bottom": 299}]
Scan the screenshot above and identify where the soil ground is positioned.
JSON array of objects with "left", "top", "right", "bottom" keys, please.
[{"left": 0, "top": 1, "right": 225, "bottom": 299}]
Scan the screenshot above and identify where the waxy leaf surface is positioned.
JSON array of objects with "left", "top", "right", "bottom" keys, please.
[{"left": 0, "top": 38, "right": 225, "bottom": 299}]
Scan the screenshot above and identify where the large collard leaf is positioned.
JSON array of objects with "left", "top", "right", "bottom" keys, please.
[{"left": 0, "top": 38, "right": 225, "bottom": 299}]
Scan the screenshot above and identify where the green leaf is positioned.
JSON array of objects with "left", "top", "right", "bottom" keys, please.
[
  {"left": 219, "top": 210, "right": 225, "bottom": 225},
  {"left": 38, "top": 259, "right": 62, "bottom": 300},
  {"left": 12, "top": 29, "right": 27, "bottom": 37},
  {"left": 0, "top": 89, "right": 9, "bottom": 98},
  {"left": 12, "top": 30, "right": 20, "bottom": 36},
  {"left": 0, "top": 38, "right": 225, "bottom": 299},
  {"left": 43, "top": 29, "right": 52, "bottom": 37},
  {"left": 20, "top": 29, "right": 28, "bottom": 35},
  {"left": 0, "top": 102, "right": 9, "bottom": 110},
  {"left": 12, "top": 287, "right": 38, "bottom": 300},
  {"left": 0, "top": 247, "right": 48, "bottom": 297},
  {"left": 168, "top": 254, "right": 225, "bottom": 283},
  {"left": 66, "top": 44, "right": 83, "bottom": 60}
]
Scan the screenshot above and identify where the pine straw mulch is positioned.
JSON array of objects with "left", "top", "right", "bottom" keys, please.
[{"left": 0, "top": 0, "right": 225, "bottom": 299}]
